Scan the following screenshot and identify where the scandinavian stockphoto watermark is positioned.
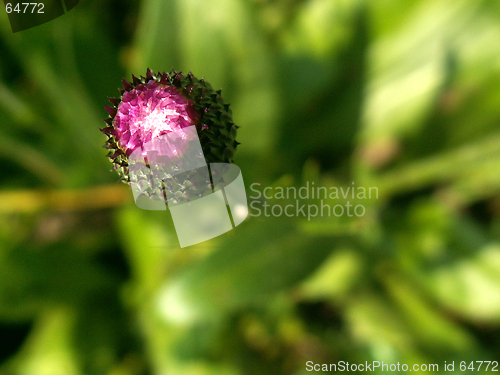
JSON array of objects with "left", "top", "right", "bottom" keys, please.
[
  {"left": 126, "top": 125, "right": 376, "bottom": 245},
  {"left": 305, "top": 360, "right": 498, "bottom": 372},
  {"left": 248, "top": 181, "right": 378, "bottom": 220}
]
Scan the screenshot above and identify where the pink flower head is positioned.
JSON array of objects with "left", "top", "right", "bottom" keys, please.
[
  {"left": 101, "top": 69, "right": 239, "bottom": 185},
  {"left": 113, "top": 80, "right": 198, "bottom": 157}
]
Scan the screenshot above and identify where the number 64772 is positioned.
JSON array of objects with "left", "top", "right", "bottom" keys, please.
[{"left": 5, "top": 3, "right": 45, "bottom": 14}]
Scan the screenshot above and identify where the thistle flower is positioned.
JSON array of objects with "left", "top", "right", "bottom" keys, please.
[{"left": 101, "top": 69, "right": 239, "bottom": 184}]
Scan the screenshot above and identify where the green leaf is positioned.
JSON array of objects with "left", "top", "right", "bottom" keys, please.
[{"left": 158, "top": 219, "right": 337, "bottom": 324}]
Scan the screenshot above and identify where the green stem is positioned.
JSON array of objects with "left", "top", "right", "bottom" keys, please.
[{"left": 0, "top": 184, "right": 131, "bottom": 213}]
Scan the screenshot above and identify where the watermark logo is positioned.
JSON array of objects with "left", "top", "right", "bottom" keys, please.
[
  {"left": 248, "top": 181, "right": 378, "bottom": 220},
  {"left": 3, "top": 0, "right": 79, "bottom": 33},
  {"left": 128, "top": 125, "right": 248, "bottom": 248}
]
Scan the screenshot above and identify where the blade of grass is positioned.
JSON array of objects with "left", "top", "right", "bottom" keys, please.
[{"left": 0, "top": 184, "right": 131, "bottom": 213}]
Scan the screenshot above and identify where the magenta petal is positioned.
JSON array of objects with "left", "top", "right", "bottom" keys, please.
[{"left": 114, "top": 83, "right": 198, "bottom": 155}]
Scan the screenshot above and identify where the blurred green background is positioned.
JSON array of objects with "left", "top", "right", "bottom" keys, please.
[{"left": 1, "top": 0, "right": 500, "bottom": 374}]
